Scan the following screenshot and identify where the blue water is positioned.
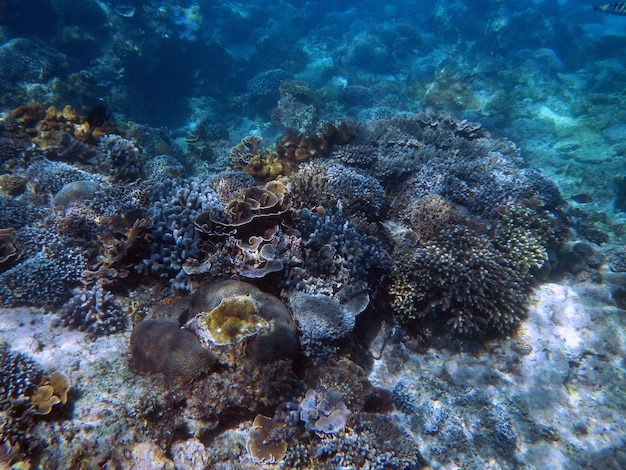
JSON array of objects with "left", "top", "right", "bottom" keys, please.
[{"left": 1, "top": 1, "right": 626, "bottom": 468}]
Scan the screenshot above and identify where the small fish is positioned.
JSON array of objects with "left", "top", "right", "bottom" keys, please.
[
  {"left": 594, "top": 2, "right": 626, "bottom": 15},
  {"left": 573, "top": 193, "right": 593, "bottom": 203},
  {"left": 86, "top": 105, "right": 111, "bottom": 127}
]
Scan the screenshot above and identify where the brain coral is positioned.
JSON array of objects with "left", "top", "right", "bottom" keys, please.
[
  {"left": 130, "top": 317, "right": 216, "bottom": 378},
  {"left": 184, "top": 280, "right": 299, "bottom": 364},
  {"left": 390, "top": 224, "right": 529, "bottom": 337}
]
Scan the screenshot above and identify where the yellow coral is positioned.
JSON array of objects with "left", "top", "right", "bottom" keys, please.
[
  {"left": 197, "top": 296, "right": 270, "bottom": 346},
  {"left": 30, "top": 370, "right": 71, "bottom": 414}
]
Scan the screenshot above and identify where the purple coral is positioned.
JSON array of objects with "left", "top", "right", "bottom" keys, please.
[{"left": 299, "top": 388, "right": 350, "bottom": 436}]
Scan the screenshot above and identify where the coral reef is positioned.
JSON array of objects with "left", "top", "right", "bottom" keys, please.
[
  {"left": 299, "top": 388, "right": 351, "bottom": 436},
  {"left": 288, "top": 289, "right": 369, "bottom": 356},
  {"left": 247, "top": 414, "right": 288, "bottom": 463},
  {"left": 137, "top": 176, "right": 224, "bottom": 291},
  {"left": 0, "top": 344, "right": 70, "bottom": 458}
]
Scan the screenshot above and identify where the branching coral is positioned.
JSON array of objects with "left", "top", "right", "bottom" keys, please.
[
  {"left": 60, "top": 285, "right": 128, "bottom": 336},
  {"left": 494, "top": 204, "right": 556, "bottom": 276},
  {"left": 390, "top": 225, "right": 529, "bottom": 337}
]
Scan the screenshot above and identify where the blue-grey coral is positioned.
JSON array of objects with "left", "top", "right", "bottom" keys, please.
[
  {"left": 0, "top": 252, "right": 87, "bottom": 307},
  {"left": 296, "top": 207, "right": 388, "bottom": 284},
  {"left": 298, "top": 388, "right": 350, "bottom": 436},
  {"left": 136, "top": 176, "right": 223, "bottom": 291},
  {"left": 60, "top": 285, "right": 127, "bottom": 336},
  {"left": 0, "top": 343, "right": 44, "bottom": 454},
  {"left": 288, "top": 290, "right": 368, "bottom": 355},
  {"left": 330, "top": 112, "right": 562, "bottom": 219}
]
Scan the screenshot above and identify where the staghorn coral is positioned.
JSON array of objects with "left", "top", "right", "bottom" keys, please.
[
  {"left": 130, "top": 317, "right": 216, "bottom": 378},
  {"left": 326, "top": 113, "right": 563, "bottom": 221},
  {"left": 390, "top": 224, "right": 529, "bottom": 337},
  {"left": 494, "top": 204, "right": 556, "bottom": 276}
]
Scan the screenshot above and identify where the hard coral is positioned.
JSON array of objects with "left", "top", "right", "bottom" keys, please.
[
  {"left": 130, "top": 317, "right": 216, "bottom": 378},
  {"left": 231, "top": 123, "right": 355, "bottom": 182},
  {"left": 185, "top": 280, "right": 299, "bottom": 363},
  {"left": 60, "top": 285, "right": 128, "bottom": 337},
  {"left": 247, "top": 414, "right": 288, "bottom": 463},
  {"left": 194, "top": 181, "right": 290, "bottom": 279},
  {"left": 390, "top": 224, "right": 529, "bottom": 338},
  {"left": 299, "top": 388, "right": 350, "bottom": 436},
  {"left": 494, "top": 204, "right": 556, "bottom": 276}
]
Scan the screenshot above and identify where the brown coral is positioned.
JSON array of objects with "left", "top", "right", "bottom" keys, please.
[
  {"left": 30, "top": 370, "right": 71, "bottom": 415},
  {"left": 194, "top": 182, "right": 290, "bottom": 278},
  {"left": 399, "top": 194, "right": 455, "bottom": 243},
  {"left": 247, "top": 414, "right": 288, "bottom": 463}
]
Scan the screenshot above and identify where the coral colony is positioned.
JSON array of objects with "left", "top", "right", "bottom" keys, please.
[{"left": 1, "top": 1, "right": 626, "bottom": 469}]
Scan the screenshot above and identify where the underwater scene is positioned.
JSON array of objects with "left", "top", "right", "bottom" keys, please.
[{"left": 1, "top": 0, "right": 626, "bottom": 468}]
